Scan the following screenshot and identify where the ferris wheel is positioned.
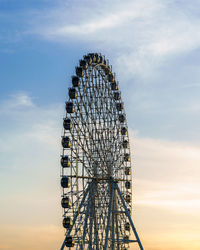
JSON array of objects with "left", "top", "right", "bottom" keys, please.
[{"left": 60, "top": 53, "right": 143, "bottom": 250}]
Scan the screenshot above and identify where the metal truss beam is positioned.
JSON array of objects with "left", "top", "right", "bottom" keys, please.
[
  {"left": 115, "top": 183, "right": 144, "bottom": 250},
  {"left": 103, "top": 180, "right": 114, "bottom": 250},
  {"left": 80, "top": 193, "right": 91, "bottom": 250},
  {"left": 111, "top": 188, "right": 115, "bottom": 250}
]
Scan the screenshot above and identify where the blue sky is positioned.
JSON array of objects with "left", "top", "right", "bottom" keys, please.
[
  {"left": 1, "top": 0, "right": 200, "bottom": 141},
  {"left": 1, "top": 1, "right": 200, "bottom": 249}
]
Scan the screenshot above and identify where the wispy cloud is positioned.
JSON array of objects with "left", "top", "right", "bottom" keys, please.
[
  {"left": 0, "top": 92, "right": 63, "bottom": 166},
  {"left": 25, "top": 0, "right": 200, "bottom": 78},
  {"left": 2, "top": 0, "right": 200, "bottom": 81},
  {"left": 129, "top": 132, "right": 200, "bottom": 214},
  {"left": 0, "top": 92, "right": 34, "bottom": 114},
  {"left": 41, "top": 0, "right": 161, "bottom": 36}
]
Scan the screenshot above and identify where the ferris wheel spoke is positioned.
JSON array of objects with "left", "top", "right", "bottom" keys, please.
[
  {"left": 80, "top": 91, "right": 109, "bottom": 164},
  {"left": 73, "top": 108, "right": 109, "bottom": 175},
  {"left": 71, "top": 120, "right": 103, "bottom": 177},
  {"left": 86, "top": 92, "right": 117, "bottom": 175},
  {"left": 71, "top": 139, "right": 93, "bottom": 176}
]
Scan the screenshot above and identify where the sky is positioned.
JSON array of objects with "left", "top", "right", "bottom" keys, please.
[{"left": 0, "top": 0, "right": 200, "bottom": 249}]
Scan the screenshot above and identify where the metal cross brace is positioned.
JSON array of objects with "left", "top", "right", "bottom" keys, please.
[{"left": 60, "top": 182, "right": 93, "bottom": 250}]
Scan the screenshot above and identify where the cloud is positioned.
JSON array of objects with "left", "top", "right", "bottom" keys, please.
[
  {"left": 0, "top": 92, "right": 63, "bottom": 191},
  {"left": 129, "top": 132, "right": 200, "bottom": 214},
  {"left": 0, "top": 92, "right": 62, "bottom": 154},
  {"left": 41, "top": 0, "right": 161, "bottom": 37},
  {"left": 25, "top": 0, "right": 200, "bottom": 79},
  {"left": 0, "top": 92, "right": 34, "bottom": 113},
  {"left": 2, "top": 0, "right": 200, "bottom": 83}
]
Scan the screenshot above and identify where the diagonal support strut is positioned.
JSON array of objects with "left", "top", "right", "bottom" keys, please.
[
  {"left": 115, "top": 182, "right": 144, "bottom": 250},
  {"left": 103, "top": 180, "right": 114, "bottom": 250}
]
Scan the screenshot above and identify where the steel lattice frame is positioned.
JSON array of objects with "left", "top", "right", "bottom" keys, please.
[{"left": 60, "top": 53, "right": 143, "bottom": 250}]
